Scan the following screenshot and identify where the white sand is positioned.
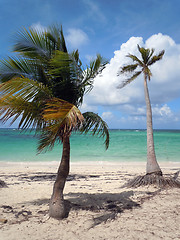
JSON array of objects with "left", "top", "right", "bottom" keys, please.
[{"left": 0, "top": 161, "right": 180, "bottom": 240}]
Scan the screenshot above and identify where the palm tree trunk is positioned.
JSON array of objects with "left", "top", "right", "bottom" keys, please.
[
  {"left": 144, "top": 77, "right": 162, "bottom": 175},
  {"left": 49, "top": 134, "right": 70, "bottom": 219}
]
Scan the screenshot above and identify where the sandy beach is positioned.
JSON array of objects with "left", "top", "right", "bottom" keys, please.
[{"left": 0, "top": 161, "right": 180, "bottom": 240}]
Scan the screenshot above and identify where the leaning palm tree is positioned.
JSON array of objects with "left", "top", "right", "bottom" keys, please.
[
  {"left": 0, "top": 25, "right": 109, "bottom": 219},
  {"left": 118, "top": 45, "right": 180, "bottom": 187}
]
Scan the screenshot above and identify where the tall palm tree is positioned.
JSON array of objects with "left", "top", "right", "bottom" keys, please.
[
  {"left": 0, "top": 25, "right": 109, "bottom": 219},
  {"left": 119, "top": 45, "right": 165, "bottom": 180}
]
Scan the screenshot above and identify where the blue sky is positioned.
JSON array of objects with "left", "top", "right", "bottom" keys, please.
[{"left": 0, "top": 0, "right": 180, "bottom": 129}]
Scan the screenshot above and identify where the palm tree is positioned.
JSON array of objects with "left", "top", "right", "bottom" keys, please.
[
  {"left": 0, "top": 25, "right": 109, "bottom": 219},
  {"left": 119, "top": 45, "right": 180, "bottom": 187},
  {"left": 119, "top": 45, "right": 166, "bottom": 185}
]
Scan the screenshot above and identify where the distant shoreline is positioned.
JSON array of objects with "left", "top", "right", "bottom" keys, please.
[{"left": 0, "top": 160, "right": 179, "bottom": 168}]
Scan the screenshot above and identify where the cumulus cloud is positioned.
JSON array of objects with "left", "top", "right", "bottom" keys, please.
[
  {"left": 66, "top": 28, "right": 89, "bottom": 49},
  {"left": 100, "top": 104, "right": 179, "bottom": 129},
  {"left": 84, "top": 33, "right": 180, "bottom": 123}
]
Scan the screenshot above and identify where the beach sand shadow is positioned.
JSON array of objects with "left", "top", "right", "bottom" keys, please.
[
  {"left": 18, "top": 173, "right": 100, "bottom": 182},
  {"left": 67, "top": 190, "right": 138, "bottom": 212},
  {"left": 24, "top": 190, "right": 140, "bottom": 227},
  {"left": 68, "top": 191, "right": 140, "bottom": 227}
]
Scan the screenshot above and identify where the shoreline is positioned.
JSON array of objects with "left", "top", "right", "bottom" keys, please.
[{"left": 0, "top": 160, "right": 179, "bottom": 166}]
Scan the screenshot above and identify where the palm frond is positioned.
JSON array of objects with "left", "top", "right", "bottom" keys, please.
[
  {"left": 118, "top": 71, "right": 142, "bottom": 88},
  {"left": 0, "top": 77, "right": 52, "bottom": 129},
  {"left": 80, "top": 112, "right": 109, "bottom": 150},
  {"left": 127, "top": 53, "right": 143, "bottom": 66},
  {"left": 82, "top": 54, "right": 108, "bottom": 94},
  {"left": 119, "top": 64, "right": 138, "bottom": 75},
  {"left": 48, "top": 50, "right": 83, "bottom": 104},
  {"left": 144, "top": 67, "right": 152, "bottom": 81},
  {"left": 13, "top": 27, "right": 50, "bottom": 60},
  {"left": 0, "top": 57, "right": 35, "bottom": 82},
  {"left": 45, "top": 24, "right": 68, "bottom": 53},
  {"left": 0, "top": 95, "right": 45, "bottom": 129},
  {"left": 49, "top": 51, "right": 76, "bottom": 77},
  {"left": 37, "top": 98, "right": 84, "bottom": 152},
  {"left": 72, "top": 50, "right": 82, "bottom": 67},
  {"left": 37, "top": 128, "right": 61, "bottom": 153},
  {"left": 43, "top": 98, "right": 83, "bottom": 124},
  {"left": 0, "top": 76, "right": 52, "bottom": 102},
  {"left": 138, "top": 45, "right": 151, "bottom": 64},
  {"left": 147, "top": 48, "right": 155, "bottom": 63},
  {"left": 148, "top": 50, "right": 165, "bottom": 66}
]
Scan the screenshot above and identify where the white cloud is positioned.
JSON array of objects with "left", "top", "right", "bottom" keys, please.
[
  {"left": 85, "top": 33, "right": 180, "bottom": 113},
  {"left": 79, "top": 102, "right": 97, "bottom": 113},
  {"left": 66, "top": 28, "right": 89, "bottom": 49},
  {"left": 153, "top": 104, "right": 173, "bottom": 117},
  {"left": 101, "top": 111, "right": 114, "bottom": 120}
]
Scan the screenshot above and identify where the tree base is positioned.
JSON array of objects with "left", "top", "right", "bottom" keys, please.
[
  {"left": 49, "top": 199, "right": 70, "bottom": 220},
  {"left": 124, "top": 172, "right": 180, "bottom": 188}
]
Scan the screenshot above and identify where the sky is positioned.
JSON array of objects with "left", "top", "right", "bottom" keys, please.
[{"left": 0, "top": 0, "right": 180, "bottom": 129}]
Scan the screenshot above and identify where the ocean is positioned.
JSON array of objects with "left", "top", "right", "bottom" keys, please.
[{"left": 0, "top": 128, "right": 179, "bottom": 163}]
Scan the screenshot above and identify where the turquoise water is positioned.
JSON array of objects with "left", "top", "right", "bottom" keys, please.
[{"left": 0, "top": 128, "right": 179, "bottom": 163}]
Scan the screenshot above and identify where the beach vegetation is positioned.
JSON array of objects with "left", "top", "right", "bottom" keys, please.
[{"left": 0, "top": 25, "right": 109, "bottom": 219}]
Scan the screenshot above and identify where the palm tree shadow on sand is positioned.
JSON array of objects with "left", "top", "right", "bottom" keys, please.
[
  {"left": 26, "top": 190, "right": 143, "bottom": 226},
  {"left": 66, "top": 191, "right": 140, "bottom": 226}
]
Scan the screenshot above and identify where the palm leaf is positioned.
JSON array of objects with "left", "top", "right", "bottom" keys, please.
[
  {"left": 0, "top": 77, "right": 52, "bottom": 129},
  {"left": 0, "top": 56, "right": 50, "bottom": 86},
  {"left": 148, "top": 50, "right": 165, "bottom": 65},
  {"left": 138, "top": 45, "right": 151, "bottom": 64},
  {"left": 43, "top": 98, "right": 83, "bottom": 124},
  {"left": 37, "top": 128, "right": 60, "bottom": 153},
  {"left": 81, "top": 54, "right": 108, "bottom": 94},
  {"left": 38, "top": 98, "right": 84, "bottom": 152},
  {"left": 119, "top": 64, "right": 138, "bottom": 75},
  {"left": 118, "top": 71, "right": 141, "bottom": 88},
  {"left": 49, "top": 51, "right": 78, "bottom": 78},
  {"left": 0, "top": 95, "right": 45, "bottom": 129},
  {"left": 127, "top": 53, "right": 143, "bottom": 66},
  {"left": 80, "top": 112, "right": 109, "bottom": 150},
  {"left": 13, "top": 27, "right": 50, "bottom": 60},
  {"left": 0, "top": 76, "right": 52, "bottom": 101},
  {"left": 45, "top": 24, "right": 68, "bottom": 53},
  {"left": 144, "top": 67, "right": 152, "bottom": 81},
  {"left": 0, "top": 57, "right": 35, "bottom": 82},
  {"left": 147, "top": 48, "right": 155, "bottom": 63}
]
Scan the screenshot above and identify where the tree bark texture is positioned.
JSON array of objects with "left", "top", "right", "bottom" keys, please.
[
  {"left": 144, "top": 77, "right": 162, "bottom": 175},
  {"left": 49, "top": 135, "right": 70, "bottom": 219}
]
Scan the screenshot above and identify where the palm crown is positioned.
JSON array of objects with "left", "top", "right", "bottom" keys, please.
[
  {"left": 119, "top": 45, "right": 165, "bottom": 87},
  {"left": 0, "top": 25, "right": 109, "bottom": 151}
]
